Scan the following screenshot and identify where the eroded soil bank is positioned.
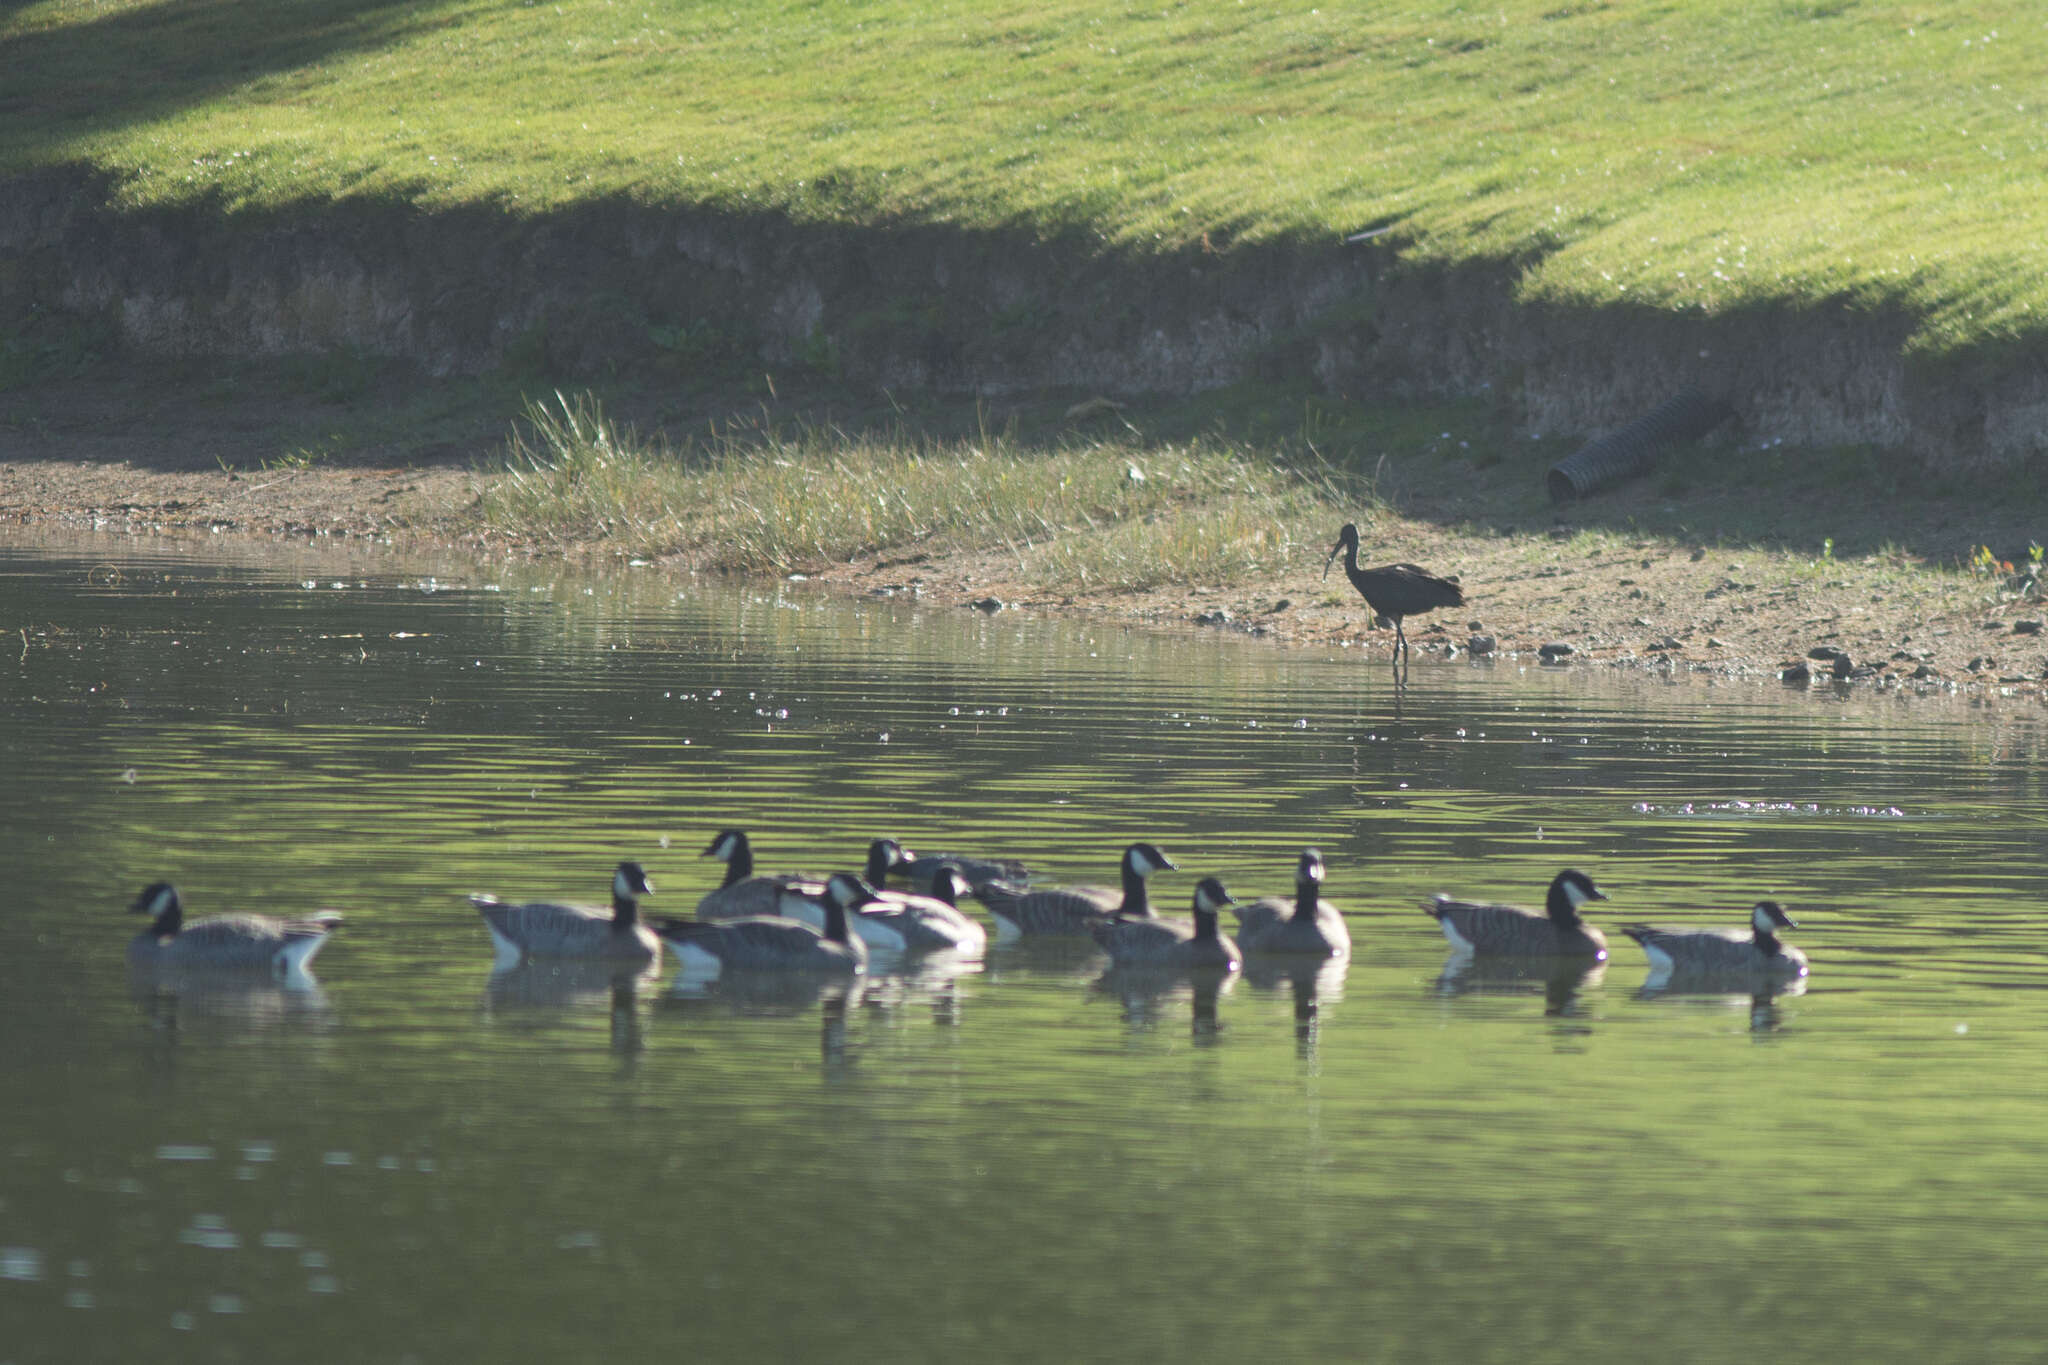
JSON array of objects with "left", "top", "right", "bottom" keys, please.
[{"left": 8, "top": 169, "right": 2048, "bottom": 467}]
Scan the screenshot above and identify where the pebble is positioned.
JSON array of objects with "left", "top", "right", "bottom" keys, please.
[
  {"left": 1538, "top": 641, "right": 1575, "bottom": 663},
  {"left": 1780, "top": 660, "right": 1812, "bottom": 684},
  {"left": 1468, "top": 635, "right": 1496, "bottom": 656},
  {"left": 969, "top": 597, "right": 1003, "bottom": 614},
  {"left": 2015, "top": 620, "right": 2044, "bottom": 635}
]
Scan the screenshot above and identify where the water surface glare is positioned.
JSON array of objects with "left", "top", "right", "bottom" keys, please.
[{"left": 5, "top": 530, "right": 2048, "bottom": 1362}]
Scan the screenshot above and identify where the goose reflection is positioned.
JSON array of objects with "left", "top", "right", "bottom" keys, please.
[
  {"left": 1243, "top": 956, "right": 1350, "bottom": 1059},
  {"left": 1634, "top": 969, "right": 1807, "bottom": 1034},
  {"left": 1093, "top": 964, "right": 1237, "bottom": 1044},
  {"left": 129, "top": 964, "right": 339, "bottom": 1042},
  {"left": 480, "top": 962, "right": 653, "bottom": 1055},
  {"left": 1433, "top": 954, "right": 1607, "bottom": 1017},
  {"left": 661, "top": 969, "right": 866, "bottom": 1018},
  {"left": 858, "top": 952, "right": 983, "bottom": 1030}
]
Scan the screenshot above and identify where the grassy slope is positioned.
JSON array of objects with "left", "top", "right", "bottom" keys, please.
[{"left": 5, "top": 0, "right": 2047, "bottom": 360}]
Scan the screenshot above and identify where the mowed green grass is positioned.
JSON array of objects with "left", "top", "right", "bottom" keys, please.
[{"left": 4, "top": 0, "right": 2046, "bottom": 359}]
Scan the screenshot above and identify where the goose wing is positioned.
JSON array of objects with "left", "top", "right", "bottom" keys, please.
[
  {"left": 1427, "top": 898, "right": 1568, "bottom": 954},
  {"left": 1092, "top": 915, "right": 1194, "bottom": 965},
  {"left": 661, "top": 916, "right": 860, "bottom": 971},
  {"left": 975, "top": 882, "right": 1122, "bottom": 936},
  {"left": 875, "top": 890, "right": 987, "bottom": 953},
  {"left": 149, "top": 914, "right": 340, "bottom": 969},
  {"left": 697, "top": 874, "right": 824, "bottom": 920},
  {"left": 475, "top": 898, "right": 618, "bottom": 954}
]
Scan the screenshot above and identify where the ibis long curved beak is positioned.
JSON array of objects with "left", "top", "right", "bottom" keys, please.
[{"left": 1322, "top": 544, "right": 1340, "bottom": 580}]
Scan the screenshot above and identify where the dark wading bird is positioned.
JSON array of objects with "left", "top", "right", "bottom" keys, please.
[{"left": 1323, "top": 523, "right": 1464, "bottom": 682}]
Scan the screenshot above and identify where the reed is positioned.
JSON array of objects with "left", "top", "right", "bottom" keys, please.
[{"left": 481, "top": 392, "right": 1356, "bottom": 587}]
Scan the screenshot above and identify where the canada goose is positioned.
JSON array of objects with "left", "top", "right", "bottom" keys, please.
[
  {"left": 655, "top": 874, "right": 868, "bottom": 977},
  {"left": 1621, "top": 901, "right": 1809, "bottom": 978},
  {"left": 894, "top": 848, "right": 1030, "bottom": 895},
  {"left": 1233, "top": 848, "right": 1351, "bottom": 957},
  {"left": 1092, "top": 877, "right": 1243, "bottom": 970},
  {"left": 126, "top": 882, "right": 341, "bottom": 975},
  {"left": 1425, "top": 869, "right": 1608, "bottom": 958},
  {"left": 845, "top": 844, "right": 990, "bottom": 954},
  {"left": 697, "top": 829, "right": 824, "bottom": 920},
  {"left": 973, "top": 841, "right": 1176, "bottom": 940},
  {"left": 469, "top": 861, "right": 660, "bottom": 967},
  {"left": 784, "top": 865, "right": 987, "bottom": 955}
]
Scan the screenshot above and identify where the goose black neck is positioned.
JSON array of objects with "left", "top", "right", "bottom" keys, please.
[
  {"left": 1545, "top": 882, "right": 1583, "bottom": 928},
  {"left": 863, "top": 844, "right": 892, "bottom": 884},
  {"left": 821, "top": 896, "right": 851, "bottom": 946},
  {"left": 1120, "top": 862, "right": 1152, "bottom": 916},
  {"left": 611, "top": 889, "right": 640, "bottom": 928},
  {"left": 721, "top": 839, "right": 753, "bottom": 887},
  {"left": 150, "top": 902, "right": 183, "bottom": 938},
  {"left": 1296, "top": 878, "right": 1318, "bottom": 919},
  {"left": 1753, "top": 926, "right": 1782, "bottom": 956},
  {"left": 1193, "top": 908, "right": 1220, "bottom": 942}
]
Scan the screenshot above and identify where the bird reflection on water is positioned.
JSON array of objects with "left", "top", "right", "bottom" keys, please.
[{"left": 1433, "top": 954, "right": 1608, "bottom": 1018}]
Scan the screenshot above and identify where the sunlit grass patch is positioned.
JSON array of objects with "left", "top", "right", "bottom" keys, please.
[{"left": 480, "top": 391, "right": 1361, "bottom": 585}]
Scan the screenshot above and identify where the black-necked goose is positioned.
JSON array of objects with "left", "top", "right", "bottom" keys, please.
[
  {"left": 892, "top": 846, "right": 1030, "bottom": 895},
  {"left": 1425, "top": 868, "right": 1608, "bottom": 958},
  {"left": 127, "top": 882, "right": 341, "bottom": 975},
  {"left": 1091, "top": 876, "right": 1243, "bottom": 970},
  {"left": 973, "top": 841, "right": 1176, "bottom": 940},
  {"left": 1622, "top": 901, "right": 1809, "bottom": 978},
  {"left": 1233, "top": 848, "right": 1352, "bottom": 957},
  {"left": 469, "top": 861, "right": 660, "bottom": 967},
  {"left": 656, "top": 875, "right": 867, "bottom": 977},
  {"left": 696, "top": 829, "right": 824, "bottom": 920}
]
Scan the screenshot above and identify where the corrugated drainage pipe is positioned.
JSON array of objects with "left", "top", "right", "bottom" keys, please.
[{"left": 1546, "top": 390, "right": 1734, "bottom": 502}]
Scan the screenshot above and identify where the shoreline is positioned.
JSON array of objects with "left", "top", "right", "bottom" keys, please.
[{"left": 5, "top": 445, "right": 2044, "bottom": 703}]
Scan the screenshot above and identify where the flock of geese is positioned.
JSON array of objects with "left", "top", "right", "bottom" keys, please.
[{"left": 124, "top": 833, "right": 1811, "bottom": 997}]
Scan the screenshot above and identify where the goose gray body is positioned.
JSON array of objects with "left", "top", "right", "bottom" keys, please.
[
  {"left": 126, "top": 883, "right": 341, "bottom": 974},
  {"left": 1426, "top": 869, "right": 1609, "bottom": 958},
  {"left": 657, "top": 872, "right": 869, "bottom": 977},
  {"left": 1622, "top": 901, "right": 1808, "bottom": 978},
  {"left": 1234, "top": 848, "right": 1351, "bottom": 957},
  {"left": 1092, "top": 876, "right": 1243, "bottom": 969},
  {"left": 696, "top": 829, "right": 824, "bottom": 920},
  {"left": 974, "top": 842, "right": 1175, "bottom": 940},
  {"left": 470, "top": 862, "right": 659, "bottom": 967}
]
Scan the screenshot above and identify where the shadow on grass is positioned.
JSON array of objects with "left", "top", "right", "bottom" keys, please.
[{"left": 0, "top": 1, "right": 429, "bottom": 153}]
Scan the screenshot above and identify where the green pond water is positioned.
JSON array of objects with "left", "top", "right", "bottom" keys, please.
[{"left": 4, "top": 527, "right": 2048, "bottom": 1363}]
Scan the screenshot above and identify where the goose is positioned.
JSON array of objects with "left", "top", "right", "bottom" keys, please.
[
  {"left": 469, "top": 861, "right": 660, "bottom": 967},
  {"left": 696, "top": 829, "right": 824, "bottom": 920},
  {"left": 893, "top": 847, "right": 1030, "bottom": 895},
  {"left": 1232, "top": 848, "right": 1351, "bottom": 957},
  {"left": 847, "top": 843, "right": 990, "bottom": 954},
  {"left": 1621, "top": 901, "right": 1809, "bottom": 978},
  {"left": 1092, "top": 876, "right": 1243, "bottom": 970},
  {"left": 784, "top": 866, "right": 987, "bottom": 955},
  {"left": 1425, "top": 869, "right": 1608, "bottom": 958},
  {"left": 656, "top": 876, "right": 867, "bottom": 977},
  {"left": 126, "top": 882, "right": 341, "bottom": 975},
  {"left": 972, "top": 841, "right": 1176, "bottom": 940}
]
